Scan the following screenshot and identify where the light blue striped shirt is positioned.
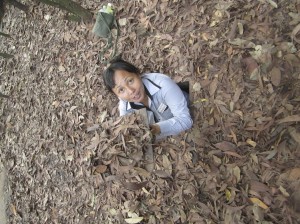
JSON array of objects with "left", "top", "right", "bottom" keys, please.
[{"left": 119, "top": 73, "right": 193, "bottom": 139}]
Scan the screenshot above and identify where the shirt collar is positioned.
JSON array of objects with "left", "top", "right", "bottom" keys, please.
[{"left": 143, "top": 77, "right": 161, "bottom": 96}]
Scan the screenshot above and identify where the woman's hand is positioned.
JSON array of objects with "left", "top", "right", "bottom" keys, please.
[{"left": 150, "top": 124, "right": 161, "bottom": 135}]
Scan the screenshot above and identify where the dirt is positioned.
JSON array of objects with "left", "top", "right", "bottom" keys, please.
[
  {"left": 0, "top": 0, "right": 300, "bottom": 223},
  {"left": 0, "top": 161, "right": 7, "bottom": 224}
]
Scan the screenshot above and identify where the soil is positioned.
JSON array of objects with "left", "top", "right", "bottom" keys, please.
[
  {"left": 0, "top": 161, "right": 7, "bottom": 224},
  {"left": 0, "top": 0, "right": 300, "bottom": 223}
]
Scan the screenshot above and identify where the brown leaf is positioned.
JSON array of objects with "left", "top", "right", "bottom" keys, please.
[
  {"left": 224, "top": 205, "right": 243, "bottom": 223},
  {"left": 113, "top": 124, "right": 139, "bottom": 136},
  {"left": 232, "top": 87, "right": 243, "bottom": 103},
  {"left": 270, "top": 67, "right": 281, "bottom": 86},
  {"left": 289, "top": 190, "right": 300, "bottom": 213},
  {"left": 162, "top": 155, "right": 172, "bottom": 176},
  {"left": 227, "top": 18, "right": 238, "bottom": 41},
  {"left": 122, "top": 181, "right": 148, "bottom": 191},
  {"left": 133, "top": 167, "right": 151, "bottom": 178},
  {"left": 250, "top": 181, "right": 270, "bottom": 193},
  {"left": 94, "top": 165, "right": 107, "bottom": 174},
  {"left": 87, "top": 132, "right": 100, "bottom": 150},
  {"left": 154, "top": 170, "right": 171, "bottom": 178},
  {"left": 223, "top": 151, "right": 243, "bottom": 158},
  {"left": 242, "top": 57, "right": 259, "bottom": 80},
  {"left": 232, "top": 166, "right": 241, "bottom": 183},
  {"left": 291, "top": 23, "right": 300, "bottom": 44},
  {"left": 288, "top": 127, "right": 300, "bottom": 144},
  {"left": 209, "top": 78, "right": 218, "bottom": 96},
  {"left": 277, "top": 114, "right": 300, "bottom": 124},
  {"left": 214, "top": 141, "right": 237, "bottom": 151},
  {"left": 87, "top": 124, "right": 100, "bottom": 132},
  {"left": 283, "top": 54, "right": 300, "bottom": 67},
  {"left": 285, "top": 168, "right": 300, "bottom": 181}
]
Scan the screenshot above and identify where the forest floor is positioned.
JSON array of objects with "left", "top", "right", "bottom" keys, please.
[
  {"left": 0, "top": 161, "right": 7, "bottom": 224},
  {"left": 0, "top": 0, "right": 300, "bottom": 223}
]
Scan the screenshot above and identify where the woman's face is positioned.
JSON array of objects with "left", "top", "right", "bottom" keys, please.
[{"left": 112, "top": 70, "right": 146, "bottom": 103}]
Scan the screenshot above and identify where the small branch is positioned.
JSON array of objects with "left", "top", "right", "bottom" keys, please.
[
  {"left": 6, "top": 0, "right": 29, "bottom": 12},
  {"left": 0, "top": 32, "right": 11, "bottom": 38},
  {"left": 66, "top": 14, "right": 81, "bottom": 22},
  {"left": 0, "top": 52, "right": 13, "bottom": 58},
  {"left": 0, "top": 0, "right": 4, "bottom": 22},
  {"left": 37, "top": 0, "right": 92, "bottom": 22},
  {"left": 0, "top": 93, "right": 9, "bottom": 98}
]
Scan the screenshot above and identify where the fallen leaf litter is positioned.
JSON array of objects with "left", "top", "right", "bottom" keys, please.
[{"left": 0, "top": 0, "right": 300, "bottom": 223}]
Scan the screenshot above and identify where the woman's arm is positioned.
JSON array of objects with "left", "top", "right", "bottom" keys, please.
[{"left": 154, "top": 77, "right": 193, "bottom": 138}]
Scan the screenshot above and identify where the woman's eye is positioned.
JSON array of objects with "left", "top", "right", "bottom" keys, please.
[
  {"left": 128, "top": 79, "right": 134, "bottom": 84},
  {"left": 119, "top": 88, "right": 124, "bottom": 93}
]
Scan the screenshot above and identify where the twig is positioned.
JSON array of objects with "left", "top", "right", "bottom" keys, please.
[
  {"left": 0, "top": 52, "right": 13, "bottom": 58},
  {"left": 6, "top": 0, "right": 29, "bottom": 13},
  {"left": 0, "top": 32, "right": 10, "bottom": 38},
  {"left": 0, "top": 93, "right": 9, "bottom": 98}
]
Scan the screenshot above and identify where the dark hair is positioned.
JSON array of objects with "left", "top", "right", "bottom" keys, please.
[{"left": 102, "top": 57, "right": 140, "bottom": 92}]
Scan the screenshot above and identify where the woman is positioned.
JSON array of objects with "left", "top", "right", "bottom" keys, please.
[{"left": 103, "top": 58, "right": 193, "bottom": 140}]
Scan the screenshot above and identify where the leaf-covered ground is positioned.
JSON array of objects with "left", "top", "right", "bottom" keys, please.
[{"left": 1, "top": 0, "right": 300, "bottom": 223}]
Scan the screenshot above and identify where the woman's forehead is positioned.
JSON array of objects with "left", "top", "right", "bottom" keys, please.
[{"left": 114, "top": 70, "right": 137, "bottom": 83}]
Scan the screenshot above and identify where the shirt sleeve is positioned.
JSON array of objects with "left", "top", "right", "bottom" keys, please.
[{"left": 155, "top": 77, "right": 193, "bottom": 138}]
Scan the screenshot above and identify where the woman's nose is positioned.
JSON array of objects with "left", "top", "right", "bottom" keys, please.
[{"left": 127, "top": 86, "right": 135, "bottom": 94}]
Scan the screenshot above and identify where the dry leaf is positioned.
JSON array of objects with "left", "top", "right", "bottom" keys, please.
[
  {"left": 286, "top": 168, "right": 300, "bottom": 181},
  {"left": 252, "top": 204, "right": 264, "bottom": 221},
  {"left": 250, "top": 153, "right": 258, "bottom": 164},
  {"left": 65, "top": 149, "right": 74, "bottom": 162},
  {"left": 94, "top": 165, "right": 107, "bottom": 174},
  {"left": 288, "top": 127, "right": 300, "bottom": 144},
  {"left": 2, "top": 1, "right": 300, "bottom": 223},
  {"left": 119, "top": 18, "right": 127, "bottom": 26},
  {"left": 233, "top": 166, "right": 241, "bottom": 183},
  {"left": 279, "top": 186, "right": 290, "bottom": 197},
  {"left": 124, "top": 217, "right": 144, "bottom": 223},
  {"left": 229, "top": 38, "right": 255, "bottom": 48},
  {"left": 233, "top": 87, "right": 243, "bottom": 103},
  {"left": 277, "top": 114, "right": 300, "bottom": 124},
  {"left": 87, "top": 124, "right": 100, "bottom": 132},
  {"left": 133, "top": 167, "right": 151, "bottom": 178},
  {"left": 265, "top": 0, "right": 278, "bottom": 8},
  {"left": 123, "top": 181, "right": 148, "bottom": 191},
  {"left": 242, "top": 57, "right": 259, "bottom": 80},
  {"left": 270, "top": 67, "right": 281, "bottom": 86},
  {"left": 213, "top": 155, "right": 222, "bottom": 165},
  {"left": 52, "top": 101, "right": 60, "bottom": 108},
  {"left": 249, "top": 197, "right": 269, "bottom": 209},
  {"left": 193, "top": 82, "right": 201, "bottom": 92},
  {"left": 291, "top": 23, "right": 300, "bottom": 44},
  {"left": 58, "top": 65, "right": 66, "bottom": 72},
  {"left": 214, "top": 141, "right": 237, "bottom": 151},
  {"left": 209, "top": 78, "right": 218, "bottom": 96},
  {"left": 265, "top": 149, "right": 277, "bottom": 160},
  {"left": 225, "top": 189, "right": 231, "bottom": 201},
  {"left": 289, "top": 190, "right": 300, "bottom": 213},
  {"left": 246, "top": 139, "right": 257, "bottom": 147},
  {"left": 223, "top": 151, "right": 243, "bottom": 158},
  {"left": 162, "top": 155, "right": 172, "bottom": 176},
  {"left": 154, "top": 170, "right": 171, "bottom": 178}
]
